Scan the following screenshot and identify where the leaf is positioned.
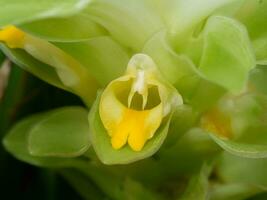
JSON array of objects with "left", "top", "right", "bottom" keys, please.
[
  {"left": 210, "top": 133, "right": 267, "bottom": 159},
  {"left": 0, "top": 0, "right": 91, "bottom": 27},
  {"left": 153, "top": 0, "right": 237, "bottom": 44},
  {"left": 3, "top": 110, "right": 85, "bottom": 168},
  {"left": 88, "top": 91, "right": 172, "bottom": 165},
  {"left": 28, "top": 107, "right": 90, "bottom": 157},
  {"left": 207, "top": 91, "right": 267, "bottom": 158},
  {"left": 249, "top": 65, "right": 267, "bottom": 94},
  {"left": 77, "top": 161, "right": 126, "bottom": 200},
  {"left": 199, "top": 16, "right": 255, "bottom": 93},
  {"left": 213, "top": 1, "right": 246, "bottom": 17},
  {"left": 142, "top": 31, "right": 226, "bottom": 111},
  {"left": 20, "top": 13, "right": 107, "bottom": 42},
  {"left": 180, "top": 163, "right": 211, "bottom": 200},
  {"left": 210, "top": 183, "right": 263, "bottom": 200},
  {"left": 0, "top": 65, "right": 25, "bottom": 133},
  {"left": 142, "top": 30, "right": 196, "bottom": 85},
  {"left": 158, "top": 128, "right": 220, "bottom": 176},
  {"left": 0, "top": 44, "right": 66, "bottom": 90},
  {"left": 165, "top": 105, "right": 198, "bottom": 147},
  {"left": 176, "top": 76, "right": 226, "bottom": 112},
  {"left": 252, "top": 37, "right": 267, "bottom": 65},
  {"left": 123, "top": 178, "right": 162, "bottom": 200},
  {"left": 76, "top": 160, "right": 162, "bottom": 200},
  {"left": 217, "top": 152, "right": 267, "bottom": 189},
  {"left": 0, "top": 50, "right": 4, "bottom": 65},
  {"left": 236, "top": 0, "right": 267, "bottom": 40},
  {"left": 235, "top": 0, "right": 267, "bottom": 64},
  {"left": 59, "top": 169, "right": 107, "bottom": 200},
  {"left": 55, "top": 37, "right": 129, "bottom": 86},
  {"left": 85, "top": 0, "right": 164, "bottom": 51}
]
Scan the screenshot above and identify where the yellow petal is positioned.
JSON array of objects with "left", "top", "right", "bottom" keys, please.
[
  {"left": 99, "top": 76, "right": 130, "bottom": 136},
  {"left": 0, "top": 25, "right": 25, "bottom": 48}
]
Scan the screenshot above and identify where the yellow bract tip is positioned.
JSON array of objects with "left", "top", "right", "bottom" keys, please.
[
  {"left": 0, "top": 25, "right": 25, "bottom": 48},
  {"left": 201, "top": 108, "right": 232, "bottom": 139}
]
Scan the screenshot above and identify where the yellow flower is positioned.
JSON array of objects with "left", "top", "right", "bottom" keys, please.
[{"left": 99, "top": 54, "right": 182, "bottom": 151}]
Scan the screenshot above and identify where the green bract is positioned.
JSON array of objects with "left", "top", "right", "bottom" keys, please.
[
  {"left": 1, "top": 0, "right": 267, "bottom": 199},
  {"left": 3, "top": 107, "right": 89, "bottom": 167}
]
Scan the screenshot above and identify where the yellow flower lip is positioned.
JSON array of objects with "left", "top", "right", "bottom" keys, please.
[
  {"left": 99, "top": 54, "right": 182, "bottom": 151},
  {"left": 111, "top": 106, "right": 163, "bottom": 151}
]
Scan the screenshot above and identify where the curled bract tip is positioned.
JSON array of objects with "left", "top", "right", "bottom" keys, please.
[{"left": 99, "top": 54, "right": 182, "bottom": 151}]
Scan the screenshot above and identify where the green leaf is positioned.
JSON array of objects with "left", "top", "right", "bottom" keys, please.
[
  {"left": 142, "top": 31, "right": 196, "bottom": 85},
  {"left": 217, "top": 152, "right": 267, "bottom": 189},
  {"left": 59, "top": 169, "right": 107, "bottom": 200},
  {"left": 88, "top": 91, "right": 172, "bottom": 165},
  {"left": 210, "top": 133, "right": 267, "bottom": 159},
  {"left": 76, "top": 160, "right": 162, "bottom": 200},
  {"left": 176, "top": 76, "right": 226, "bottom": 112},
  {"left": 235, "top": 0, "right": 267, "bottom": 64},
  {"left": 180, "top": 163, "right": 211, "bottom": 200},
  {"left": 208, "top": 93, "right": 267, "bottom": 158},
  {"left": 142, "top": 31, "right": 226, "bottom": 111},
  {"left": 0, "top": 65, "right": 25, "bottom": 133},
  {"left": 0, "top": 44, "right": 66, "bottom": 90},
  {"left": 158, "top": 128, "right": 220, "bottom": 175},
  {"left": 165, "top": 105, "right": 198, "bottom": 147},
  {"left": 3, "top": 110, "right": 85, "bottom": 168},
  {"left": 213, "top": 0, "right": 246, "bottom": 17},
  {"left": 123, "top": 178, "right": 162, "bottom": 200},
  {"left": 28, "top": 107, "right": 90, "bottom": 157},
  {"left": 55, "top": 37, "right": 129, "bottom": 86},
  {"left": 249, "top": 65, "right": 267, "bottom": 94},
  {"left": 199, "top": 16, "right": 255, "bottom": 93},
  {"left": 0, "top": 0, "right": 91, "bottom": 27},
  {"left": 154, "top": 0, "right": 237, "bottom": 45},
  {"left": 85, "top": 0, "right": 164, "bottom": 51},
  {"left": 236, "top": 0, "right": 267, "bottom": 40},
  {"left": 210, "top": 183, "right": 263, "bottom": 200},
  {"left": 252, "top": 37, "right": 267, "bottom": 65},
  {"left": 20, "top": 13, "right": 107, "bottom": 42},
  {"left": 0, "top": 50, "right": 4, "bottom": 65}
]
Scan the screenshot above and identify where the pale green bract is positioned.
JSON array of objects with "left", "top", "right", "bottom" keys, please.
[
  {"left": 1, "top": 0, "right": 266, "bottom": 162},
  {"left": 1, "top": 1, "right": 267, "bottom": 198}
]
